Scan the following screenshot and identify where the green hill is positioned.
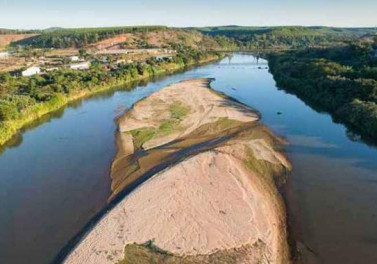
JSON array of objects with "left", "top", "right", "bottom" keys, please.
[
  {"left": 11, "top": 26, "right": 168, "bottom": 48},
  {"left": 195, "top": 26, "right": 377, "bottom": 49}
]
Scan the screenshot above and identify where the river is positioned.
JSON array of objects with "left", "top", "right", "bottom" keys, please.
[{"left": 0, "top": 54, "right": 377, "bottom": 264}]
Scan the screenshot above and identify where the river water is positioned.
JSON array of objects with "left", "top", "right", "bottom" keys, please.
[{"left": 0, "top": 54, "right": 377, "bottom": 264}]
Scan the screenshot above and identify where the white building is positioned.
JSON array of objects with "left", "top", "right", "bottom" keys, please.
[
  {"left": 155, "top": 55, "right": 173, "bottom": 61},
  {"left": 0, "top": 52, "right": 10, "bottom": 58},
  {"left": 70, "top": 56, "right": 80, "bottom": 62},
  {"left": 70, "top": 62, "right": 90, "bottom": 70},
  {"left": 116, "top": 59, "right": 126, "bottom": 64},
  {"left": 46, "top": 67, "right": 59, "bottom": 72},
  {"left": 22, "top": 66, "right": 41, "bottom": 77}
]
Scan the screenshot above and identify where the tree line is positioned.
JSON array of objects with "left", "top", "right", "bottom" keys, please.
[
  {"left": 11, "top": 26, "right": 167, "bottom": 48},
  {"left": 197, "top": 26, "right": 376, "bottom": 49},
  {"left": 268, "top": 38, "right": 377, "bottom": 140}
]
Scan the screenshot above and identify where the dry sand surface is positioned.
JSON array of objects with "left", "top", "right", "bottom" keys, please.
[
  {"left": 118, "top": 79, "right": 259, "bottom": 149},
  {"left": 63, "top": 79, "right": 291, "bottom": 264}
]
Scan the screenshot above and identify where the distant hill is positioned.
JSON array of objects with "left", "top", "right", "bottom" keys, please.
[
  {"left": 195, "top": 25, "right": 376, "bottom": 37},
  {"left": 194, "top": 26, "right": 377, "bottom": 49},
  {"left": 9, "top": 26, "right": 238, "bottom": 51},
  {"left": 87, "top": 28, "right": 236, "bottom": 51},
  {"left": 43, "top": 27, "right": 65, "bottom": 32},
  {"left": 7, "top": 25, "right": 377, "bottom": 50},
  {"left": 11, "top": 26, "right": 169, "bottom": 48}
]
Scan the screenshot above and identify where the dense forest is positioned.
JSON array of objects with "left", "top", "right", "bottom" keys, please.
[
  {"left": 0, "top": 46, "right": 222, "bottom": 144},
  {"left": 268, "top": 37, "right": 377, "bottom": 140},
  {"left": 6, "top": 25, "right": 376, "bottom": 50},
  {"left": 197, "top": 26, "right": 376, "bottom": 49},
  {"left": 11, "top": 26, "right": 167, "bottom": 48}
]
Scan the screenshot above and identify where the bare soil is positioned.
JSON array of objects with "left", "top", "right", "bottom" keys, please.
[{"left": 0, "top": 34, "right": 38, "bottom": 49}]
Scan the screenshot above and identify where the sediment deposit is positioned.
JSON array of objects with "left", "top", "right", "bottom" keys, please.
[{"left": 64, "top": 79, "right": 291, "bottom": 264}]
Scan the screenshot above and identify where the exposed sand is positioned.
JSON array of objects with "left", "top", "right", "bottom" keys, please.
[
  {"left": 118, "top": 79, "right": 258, "bottom": 149},
  {"left": 63, "top": 79, "right": 291, "bottom": 264}
]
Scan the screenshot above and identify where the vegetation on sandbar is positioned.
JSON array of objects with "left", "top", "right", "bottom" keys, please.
[
  {"left": 129, "top": 101, "right": 190, "bottom": 149},
  {"left": 116, "top": 240, "right": 267, "bottom": 264}
]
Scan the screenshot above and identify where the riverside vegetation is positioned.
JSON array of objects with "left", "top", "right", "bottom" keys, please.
[
  {"left": 197, "top": 26, "right": 376, "bottom": 50},
  {"left": 268, "top": 37, "right": 377, "bottom": 140},
  {"left": 0, "top": 46, "right": 223, "bottom": 146}
]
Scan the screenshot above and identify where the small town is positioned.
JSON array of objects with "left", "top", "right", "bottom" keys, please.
[{"left": 0, "top": 45, "right": 176, "bottom": 76}]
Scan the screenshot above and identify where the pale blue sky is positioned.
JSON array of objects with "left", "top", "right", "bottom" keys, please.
[{"left": 0, "top": 0, "right": 376, "bottom": 29}]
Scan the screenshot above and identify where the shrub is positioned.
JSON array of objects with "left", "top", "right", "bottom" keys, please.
[{"left": 0, "top": 104, "right": 19, "bottom": 121}]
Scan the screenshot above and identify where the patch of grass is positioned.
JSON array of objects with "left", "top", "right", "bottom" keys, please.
[
  {"left": 243, "top": 147, "right": 287, "bottom": 187},
  {"left": 158, "top": 119, "right": 177, "bottom": 135},
  {"left": 189, "top": 117, "right": 244, "bottom": 138},
  {"left": 129, "top": 102, "right": 190, "bottom": 149},
  {"left": 169, "top": 102, "right": 189, "bottom": 121},
  {"left": 129, "top": 127, "right": 155, "bottom": 149},
  {"left": 158, "top": 102, "right": 189, "bottom": 135},
  {"left": 116, "top": 241, "right": 266, "bottom": 264},
  {"left": 214, "top": 117, "right": 243, "bottom": 130}
]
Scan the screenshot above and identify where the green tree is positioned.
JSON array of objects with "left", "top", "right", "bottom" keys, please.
[{"left": 79, "top": 48, "right": 87, "bottom": 58}]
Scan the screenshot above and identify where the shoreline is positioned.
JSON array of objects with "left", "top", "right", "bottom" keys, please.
[
  {"left": 0, "top": 54, "right": 223, "bottom": 149},
  {"left": 62, "top": 79, "right": 292, "bottom": 264}
]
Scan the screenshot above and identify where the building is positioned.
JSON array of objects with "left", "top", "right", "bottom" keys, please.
[
  {"left": 70, "top": 61, "right": 90, "bottom": 70},
  {"left": 0, "top": 51, "right": 10, "bottom": 58},
  {"left": 22, "top": 66, "right": 41, "bottom": 77},
  {"left": 163, "top": 49, "right": 176, "bottom": 54},
  {"left": 46, "top": 67, "right": 59, "bottom": 72},
  {"left": 70, "top": 56, "right": 80, "bottom": 62},
  {"left": 116, "top": 59, "right": 126, "bottom": 64},
  {"left": 155, "top": 55, "right": 173, "bottom": 62}
]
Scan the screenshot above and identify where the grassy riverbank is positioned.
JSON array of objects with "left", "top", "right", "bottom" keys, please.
[{"left": 0, "top": 51, "right": 223, "bottom": 146}]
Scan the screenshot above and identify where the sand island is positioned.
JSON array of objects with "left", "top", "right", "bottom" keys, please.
[{"left": 63, "top": 79, "right": 291, "bottom": 264}]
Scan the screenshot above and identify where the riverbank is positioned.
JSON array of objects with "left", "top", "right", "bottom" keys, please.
[
  {"left": 267, "top": 48, "right": 377, "bottom": 142},
  {"left": 0, "top": 54, "right": 223, "bottom": 148},
  {"left": 63, "top": 79, "right": 291, "bottom": 264}
]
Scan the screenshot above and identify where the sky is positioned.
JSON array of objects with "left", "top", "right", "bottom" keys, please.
[{"left": 0, "top": 0, "right": 377, "bottom": 29}]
